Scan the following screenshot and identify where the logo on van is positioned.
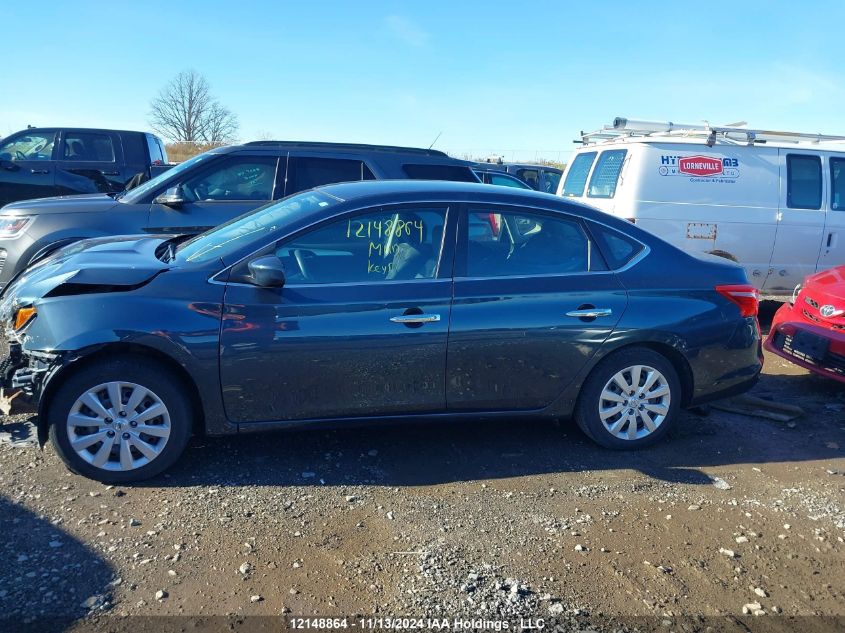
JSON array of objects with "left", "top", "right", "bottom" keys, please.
[
  {"left": 658, "top": 155, "right": 740, "bottom": 180},
  {"left": 678, "top": 156, "right": 724, "bottom": 177}
]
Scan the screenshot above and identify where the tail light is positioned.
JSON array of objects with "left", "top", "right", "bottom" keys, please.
[
  {"left": 716, "top": 284, "right": 760, "bottom": 318},
  {"left": 487, "top": 213, "right": 501, "bottom": 237}
]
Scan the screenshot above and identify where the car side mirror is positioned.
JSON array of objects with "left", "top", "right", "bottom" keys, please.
[
  {"left": 153, "top": 185, "right": 185, "bottom": 208},
  {"left": 247, "top": 256, "right": 286, "bottom": 288}
]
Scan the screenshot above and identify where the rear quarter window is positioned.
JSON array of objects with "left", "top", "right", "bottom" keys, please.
[
  {"left": 562, "top": 152, "right": 596, "bottom": 197},
  {"left": 588, "top": 221, "right": 645, "bottom": 269},
  {"left": 403, "top": 164, "right": 478, "bottom": 182},
  {"left": 588, "top": 149, "right": 627, "bottom": 198}
]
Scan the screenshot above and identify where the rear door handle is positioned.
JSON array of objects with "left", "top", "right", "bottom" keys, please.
[
  {"left": 102, "top": 170, "right": 120, "bottom": 176},
  {"left": 390, "top": 314, "right": 441, "bottom": 324},
  {"left": 30, "top": 169, "right": 50, "bottom": 174},
  {"left": 566, "top": 308, "right": 613, "bottom": 318}
]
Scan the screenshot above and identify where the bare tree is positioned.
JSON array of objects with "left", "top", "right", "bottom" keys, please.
[{"left": 149, "top": 70, "right": 239, "bottom": 143}]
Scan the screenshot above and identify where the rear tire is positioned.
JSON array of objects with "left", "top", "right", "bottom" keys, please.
[
  {"left": 48, "top": 358, "right": 193, "bottom": 483},
  {"left": 575, "top": 347, "right": 681, "bottom": 449}
]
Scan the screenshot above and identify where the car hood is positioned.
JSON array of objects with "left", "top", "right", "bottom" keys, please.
[
  {"left": 0, "top": 235, "right": 170, "bottom": 310},
  {"left": 0, "top": 193, "right": 121, "bottom": 215},
  {"left": 803, "top": 265, "right": 845, "bottom": 303}
]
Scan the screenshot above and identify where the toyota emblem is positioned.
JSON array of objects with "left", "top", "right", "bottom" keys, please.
[{"left": 820, "top": 304, "right": 839, "bottom": 319}]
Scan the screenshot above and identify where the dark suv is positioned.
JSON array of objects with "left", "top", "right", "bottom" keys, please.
[
  {"left": 0, "top": 127, "right": 167, "bottom": 207},
  {"left": 0, "top": 141, "right": 478, "bottom": 287}
]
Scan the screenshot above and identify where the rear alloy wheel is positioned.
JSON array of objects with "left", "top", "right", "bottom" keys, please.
[
  {"left": 49, "top": 359, "right": 192, "bottom": 483},
  {"left": 575, "top": 348, "right": 681, "bottom": 449}
]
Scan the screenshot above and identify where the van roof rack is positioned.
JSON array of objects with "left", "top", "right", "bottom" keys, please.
[{"left": 578, "top": 117, "right": 845, "bottom": 146}]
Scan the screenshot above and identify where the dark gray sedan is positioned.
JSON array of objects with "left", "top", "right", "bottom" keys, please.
[{"left": 0, "top": 181, "right": 762, "bottom": 482}]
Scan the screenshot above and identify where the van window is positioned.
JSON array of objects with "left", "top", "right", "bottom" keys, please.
[
  {"left": 588, "top": 150, "right": 627, "bottom": 199},
  {"left": 831, "top": 157, "right": 845, "bottom": 211},
  {"left": 561, "top": 152, "right": 596, "bottom": 197},
  {"left": 786, "top": 154, "right": 822, "bottom": 210}
]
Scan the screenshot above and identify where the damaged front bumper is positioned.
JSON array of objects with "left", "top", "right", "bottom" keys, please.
[{"left": 0, "top": 334, "right": 61, "bottom": 414}]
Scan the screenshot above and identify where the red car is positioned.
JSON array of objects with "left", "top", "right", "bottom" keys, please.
[{"left": 765, "top": 265, "right": 845, "bottom": 384}]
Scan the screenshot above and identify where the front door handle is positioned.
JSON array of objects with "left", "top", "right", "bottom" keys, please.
[
  {"left": 102, "top": 170, "right": 120, "bottom": 176},
  {"left": 30, "top": 169, "right": 50, "bottom": 174},
  {"left": 390, "top": 314, "right": 441, "bottom": 324},
  {"left": 565, "top": 308, "right": 613, "bottom": 319}
]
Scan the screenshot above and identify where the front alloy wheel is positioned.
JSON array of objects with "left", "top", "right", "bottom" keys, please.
[
  {"left": 67, "top": 381, "right": 172, "bottom": 472},
  {"left": 49, "top": 358, "right": 193, "bottom": 483}
]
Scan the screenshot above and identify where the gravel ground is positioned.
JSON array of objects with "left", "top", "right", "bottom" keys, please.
[{"left": 1, "top": 306, "right": 843, "bottom": 633}]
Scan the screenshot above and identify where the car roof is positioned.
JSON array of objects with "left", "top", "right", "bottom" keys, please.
[
  {"left": 13, "top": 127, "right": 147, "bottom": 136},
  {"left": 475, "top": 162, "right": 563, "bottom": 173},
  {"left": 316, "top": 179, "right": 588, "bottom": 212}
]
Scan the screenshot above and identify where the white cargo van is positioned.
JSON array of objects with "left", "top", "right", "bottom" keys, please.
[{"left": 558, "top": 118, "right": 845, "bottom": 296}]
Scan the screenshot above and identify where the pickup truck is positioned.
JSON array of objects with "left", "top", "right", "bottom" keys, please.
[{"left": 0, "top": 127, "right": 167, "bottom": 207}]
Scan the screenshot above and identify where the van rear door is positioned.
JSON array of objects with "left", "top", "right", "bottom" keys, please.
[{"left": 764, "top": 150, "right": 826, "bottom": 293}]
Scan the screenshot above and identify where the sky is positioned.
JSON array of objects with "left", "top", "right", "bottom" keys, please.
[{"left": 1, "top": 0, "right": 844, "bottom": 163}]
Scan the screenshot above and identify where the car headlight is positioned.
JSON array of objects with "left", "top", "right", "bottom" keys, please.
[{"left": 0, "top": 216, "right": 33, "bottom": 239}]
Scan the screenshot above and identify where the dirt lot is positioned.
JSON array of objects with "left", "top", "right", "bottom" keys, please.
[{"left": 1, "top": 305, "right": 843, "bottom": 633}]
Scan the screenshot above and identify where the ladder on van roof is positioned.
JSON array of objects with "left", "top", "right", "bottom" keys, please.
[{"left": 579, "top": 117, "right": 845, "bottom": 146}]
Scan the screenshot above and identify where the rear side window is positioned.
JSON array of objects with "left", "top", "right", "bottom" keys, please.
[
  {"left": 403, "top": 164, "right": 478, "bottom": 182},
  {"left": 831, "top": 157, "right": 845, "bottom": 211},
  {"left": 787, "top": 154, "right": 822, "bottom": 209},
  {"left": 287, "top": 157, "right": 375, "bottom": 195},
  {"left": 464, "top": 209, "right": 606, "bottom": 277},
  {"left": 561, "top": 152, "right": 596, "bottom": 197},
  {"left": 63, "top": 132, "right": 115, "bottom": 162},
  {"left": 588, "top": 150, "right": 627, "bottom": 198},
  {"left": 588, "top": 221, "right": 645, "bottom": 270}
]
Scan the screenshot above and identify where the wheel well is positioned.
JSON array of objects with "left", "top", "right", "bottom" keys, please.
[
  {"left": 38, "top": 343, "right": 205, "bottom": 443},
  {"left": 706, "top": 249, "right": 739, "bottom": 263},
  {"left": 590, "top": 342, "right": 695, "bottom": 407}
]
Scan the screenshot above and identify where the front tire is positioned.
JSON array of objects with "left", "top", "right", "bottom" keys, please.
[
  {"left": 575, "top": 347, "right": 681, "bottom": 449},
  {"left": 48, "top": 358, "right": 193, "bottom": 483}
]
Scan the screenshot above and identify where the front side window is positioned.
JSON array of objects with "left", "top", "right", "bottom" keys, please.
[
  {"left": 277, "top": 208, "right": 447, "bottom": 284},
  {"left": 561, "top": 152, "right": 596, "bottom": 197},
  {"left": 63, "top": 132, "right": 115, "bottom": 162},
  {"left": 787, "top": 154, "right": 822, "bottom": 210},
  {"left": 120, "top": 151, "right": 216, "bottom": 204},
  {"left": 0, "top": 131, "right": 56, "bottom": 161},
  {"left": 516, "top": 169, "right": 540, "bottom": 189},
  {"left": 831, "top": 157, "right": 845, "bottom": 211},
  {"left": 490, "top": 173, "right": 530, "bottom": 189},
  {"left": 588, "top": 150, "right": 627, "bottom": 198},
  {"left": 181, "top": 156, "right": 278, "bottom": 202},
  {"left": 544, "top": 171, "right": 562, "bottom": 193},
  {"left": 287, "top": 157, "right": 375, "bottom": 195},
  {"left": 464, "top": 209, "right": 605, "bottom": 277}
]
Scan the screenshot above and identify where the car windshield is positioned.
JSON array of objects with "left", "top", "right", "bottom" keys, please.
[
  {"left": 119, "top": 152, "right": 217, "bottom": 203},
  {"left": 175, "top": 190, "right": 339, "bottom": 264}
]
